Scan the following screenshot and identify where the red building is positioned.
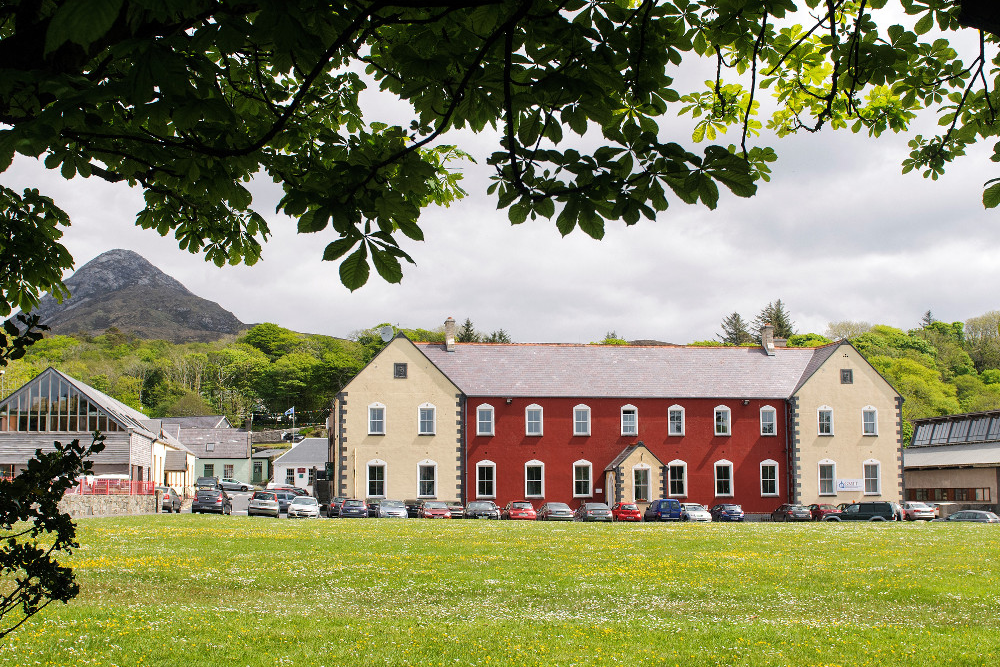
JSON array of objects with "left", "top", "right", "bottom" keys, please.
[{"left": 415, "top": 322, "right": 829, "bottom": 515}]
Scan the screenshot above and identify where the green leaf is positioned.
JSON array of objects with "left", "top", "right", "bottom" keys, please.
[
  {"left": 45, "top": 0, "right": 124, "bottom": 54},
  {"left": 371, "top": 246, "right": 404, "bottom": 284},
  {"left": 508, "top": 202, "right": 529, "bottom": 225},
  {"left": 339, "top": 246, "right": 370, "bottom": 291},
  {"left": 322, "top": 238, "right": 356, "bottom": 261},
  {"left": 913, "top": 12, "right": 933, "bottom": 35},
  {"left": 984, "top": 182, "right": 1000, "bottom": 209}
]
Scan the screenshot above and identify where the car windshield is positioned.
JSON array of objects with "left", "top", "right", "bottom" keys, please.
[
  {"left": 684, "top": 504, "right": 706, "bottom": 511},
  {"left": 721, "top": 505, "right": 740, "bottom": 510},
  {"left": 424, "top": 501, "right": 448, "bottom": 509},
  {"left": 620, "top": 504, "right": 638, "bottom": 510},
  {"left": 547, "top": 503, "right": 571, "bottom": 511},
  {"left": 252, "top": 492, "right": 275, "bottom": 500},
  {"left": 468, "top": 502, "right": 493, "bottom": 510},
  {"left": 343, "top": 500, "right": 364, "bottom": 507},
  {"left": 293, "top": 497, "right": 318, "bottom": 505},
  {"left": 908, "top": 502, "right": 931, "bottom": 509},
  {"left": 381, "top": 500, "right": 404, "bottom": 507},
  {"left": 512, "top": 502, "right": 533, "bottom": 509},
  {"left": 585, "top": 503, "right": 608, "bottom": 510}
]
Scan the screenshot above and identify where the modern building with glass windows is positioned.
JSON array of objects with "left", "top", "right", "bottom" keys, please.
[{"left": 0, "top": 367, "right": 194, "bottom": 486}]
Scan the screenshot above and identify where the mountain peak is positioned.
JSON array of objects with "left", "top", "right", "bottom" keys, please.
[{"left": 31, "top": 248, "right": 247, "bottom": 343}]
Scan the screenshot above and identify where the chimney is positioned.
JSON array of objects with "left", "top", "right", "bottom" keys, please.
[
  {"left": 761, "top": 324, "right": 775, "bottom": 356},
  {"left": 444, "top": 317, "right": 456, "bottom": 352},
  {"left": 774, "top": 337, "right": 787, "bottom": 348}
]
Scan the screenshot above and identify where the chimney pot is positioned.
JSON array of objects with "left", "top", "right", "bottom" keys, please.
[
  {"left": 761, "top": 324, "right": 775, "bottom": 356},
  {"left": 444, "top": 317, "right": 456, "bottom": 352}
]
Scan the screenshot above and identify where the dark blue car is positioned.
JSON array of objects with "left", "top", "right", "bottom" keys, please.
[
  {"left": 710, "top": 504, "right": 745, "bottom": 522},
  {"left": 643, "top": 498, "right": 682, "bottom": 521},
  {"left": 339, "top": 499, "right": 368, "bottom": 518}
]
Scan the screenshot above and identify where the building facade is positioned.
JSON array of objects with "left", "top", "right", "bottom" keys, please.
[
  {"left": 329, "top": 335, "right": 463, "bottom": 501},
  {"left": 905, "top": 411, "right": 1000, "bottom": 507}
]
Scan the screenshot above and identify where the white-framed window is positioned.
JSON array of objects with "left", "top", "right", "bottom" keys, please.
[
  {"left": 818, "top": 460, "right": 836, "bottom": 496},
  {"left": 668, "top": 460, "right": 687, "bottom": 497},
  {"left": 633, "top": 464, "right": 651, "bottom": 501},
  {"left": 525, "top": 460, "right": 544, "bottom": 497},
  {"left": 418, "top": 403, "right": 436, "bottom": 435},
  {"left": 223, "top": 463, "right": 234, "bottom": 479},
  {"left": 525, "top": 404, "right": 543, "bottom": 436},
  {"left": 621, "top": 405, "right": 638, "bottom": 436},
  {"left": 573, "top": 460, "right": 592, "bottom": 497},
  {"left": 714, "top": 406, "right": 731, "bottom": 436},
  {"left": 715, "top": 459, "right": 734, "bottom": 496},
  {"left": 760, "top": 406, "right": 777, "bottom": 436},
  {"left": 476, "top": 460, "right": 496, "bottom": 498},
  {"left": 367, "top": 459, "right": 386, "bottom": 498},
  {"left": 573, "top": 404, "right": 591, "bottom": 436},
  {"left": 285, "top": 468, "right": 295, "bottom": 485},
  {"left": 668, "top": 405, "right": 685, "bottom": 436},
  {"left": 862, "top": 406, "right": 878, "bottom": 436},
  {"left": 368, "top": 402, "right": 386, "bottom": 435},
  {"left": 864, "top": 459, "right": 880, "bottom": 495},
  {"left": 476, "top": 404, "right": 494, "bottom": 436},
  {"left": 818, "top": 406, "right": 834, "bottom": 436},
  {"left": 760, "top": 459, "right": 779, "bottom": 496},
  {"left": 417, "top": 460, "right": 437, "bottom": 498}
]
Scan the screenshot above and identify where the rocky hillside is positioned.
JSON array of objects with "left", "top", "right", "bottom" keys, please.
[{"left": 30, "top": 249, "right": 248, "bottom": 343}]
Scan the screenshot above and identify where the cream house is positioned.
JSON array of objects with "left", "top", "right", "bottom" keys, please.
[
  {"left": 329, "top": 334, "right": 463, "bottom": 501},
  {"left": 791, "top": 341, "right": 902, "bottom": 504}
]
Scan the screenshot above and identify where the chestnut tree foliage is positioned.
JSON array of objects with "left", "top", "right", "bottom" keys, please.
[{"left": 1, "top": 1, "right": 998, "bottom": 314}]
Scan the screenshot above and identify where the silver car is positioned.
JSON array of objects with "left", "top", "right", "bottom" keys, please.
[
  {"left": 681, "top": 503, "right": 712, "bottom": 522},
  {"left": 378, "top": 499, "right": 408, "bottom": 518},
  {"left": 248, "top": 490, "right": 280, "bottom": 517},
  {"left": 902, "top": 501, "right": 936, "bottom": 521},
  {"left": 287, "top": 496, "right": 321, "bottom": 518}
]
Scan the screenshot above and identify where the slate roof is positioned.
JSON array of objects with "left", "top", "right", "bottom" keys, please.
[
  {"left": 903, "top": 442, "right": 1000, "bottom": 468},
  {"left": 273, "top": 438, "right": 327, "bottom": 467},
  {"left": 159, "top": 415, "right": 232, "bottom": 429},
  {"left": 415, "top": 342, "right": 842, "bottom": 399},
  {"left": 175, "top": 428, "right": 251, "bottom": 458}
]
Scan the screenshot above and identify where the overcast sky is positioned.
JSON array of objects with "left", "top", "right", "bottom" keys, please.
[{"left": 5, "top": 29, "right": 997, "bottom": 345}]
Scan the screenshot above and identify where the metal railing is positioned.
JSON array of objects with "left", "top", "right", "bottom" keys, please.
[{"left": 65, "top": 480, "right": 156, "bottom": 495}]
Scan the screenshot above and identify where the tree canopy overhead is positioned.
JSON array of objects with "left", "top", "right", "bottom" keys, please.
[{"left": 1, "top": 1, "right": 997, "bottom": 314}]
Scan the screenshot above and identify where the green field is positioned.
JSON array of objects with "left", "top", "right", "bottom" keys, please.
[{"left": 2, "top": 516, "right": 998, "bottom": 666}]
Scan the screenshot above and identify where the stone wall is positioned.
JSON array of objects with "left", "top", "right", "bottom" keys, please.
[{"left": 59, "top": 494, "right": 157, "bottom": 519}]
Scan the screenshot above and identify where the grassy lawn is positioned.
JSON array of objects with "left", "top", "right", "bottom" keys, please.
[{"left": 2, "top": 516, "right": 998, "bottom": 666}]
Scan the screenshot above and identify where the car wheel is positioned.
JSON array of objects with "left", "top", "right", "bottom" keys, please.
[
  {"left": 824, "top": 516, "right": 841, "bottom": 522},
  {"left": 869, "top": 516, "right": 885, "bottom": 522}
]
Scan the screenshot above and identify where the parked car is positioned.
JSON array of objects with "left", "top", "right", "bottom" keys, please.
[
  {"left": 446, "top": 500, "right": 466, "bottom": 519},
  {"left": 219, "top": 478, "right": 253, "bottom": 492},
  {"left": 420, "top": 500, "right": 452, "bottom": 518},
  {"left": 537, "top": 502, "right": 574, "bottom": 521},
  {"left": 192, "top": 487, "right": 232, "bottom": 514},
  {"left": 339, "top": 499, "right": 368, "bottom": 518},
  {"left": 502, "top": 501, "right": 537, "bottom": 520},
  {"left": 771, "top": 503, "right": 812, "bottom": 522},
  {"left": 465, "top": 500, "right": 501, "bottom": 519},
  {"left": 825, "top": 501, "right": 897, "bottom": 521},
  {"left": 282, "top": 432, "right": 305, "bottom": 442},
  {"left": 156, "top": 486, "right": 182, "bottom": 513},
  {"left": 274, "top": 490, "right": 298, "bottom": 514},
  {"left": 611, "top": 502, "right": 642, "bottom": 522},
  {"left": 366, "top": 499, "right": 382, "bottom": 517},
  {"left": 404, "top": 499, "right": 422, "bottom": 518},
  {"left": 287, "top": 496, "right": 321, "bottom": 518},
  {"left": 644, "top": 498, "right": 682, "bottom": 522},
  {"left": 248, "top": 490, "right": 280, "bottom": 517},
  {"left": 933, "top": 510, "right": 1000, "bottom": 523},
  {"left": 574, "top": 502, "right": 613, "bottom": 522},
  {"left": 326, "top": 496, "right": 347, "bottom": 518},
  {"left": 808, "top": 503, "right": 841, "bottom": 521},
  {"left": 377, "top": 499, "right": 409, "bottom": 518},
  {"left": 709, "top": 504, "right": 745, "bottom": 522},
  {"left": 902, "top": 501, "right": 936, "bottom": 521},
  {"left": 195, "top": 476, "right": 220, "bottom": 489},
  {"left": 680, "top": 503, "right": 712, "bottom": 522}
]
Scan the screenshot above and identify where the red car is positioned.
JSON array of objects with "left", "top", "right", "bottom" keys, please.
[
  {"left": 808, "top": 503, "right": 842, "bottom": 521},
  {"left": 611, "top": 502, "right": 642, "bottom": 522},
  {"left": 502, "top": 501, "right": 537, "bottom": 520},
  {"left": 420, "top": 500, "right": 452, "bottom": 518}
]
